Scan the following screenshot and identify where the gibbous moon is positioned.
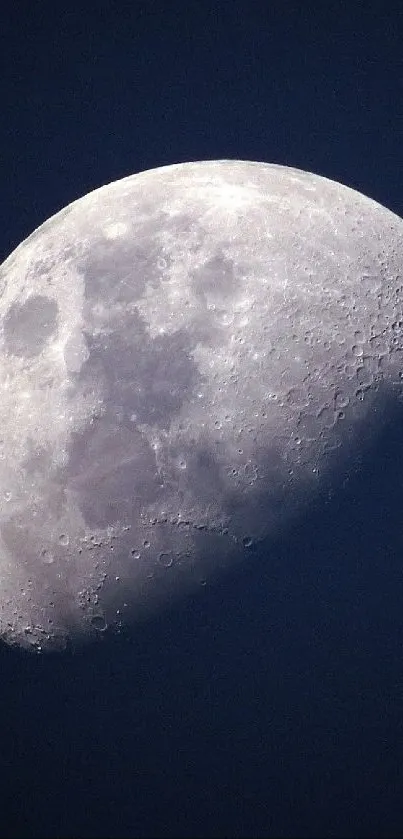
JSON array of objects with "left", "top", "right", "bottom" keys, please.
[{"left": 1, "top": 160, "right": 403, "bottom": 652}]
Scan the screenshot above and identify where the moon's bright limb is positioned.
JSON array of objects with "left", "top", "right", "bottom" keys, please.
[{"left": 1, "top": 160, "right": 403, "bottom": 652}]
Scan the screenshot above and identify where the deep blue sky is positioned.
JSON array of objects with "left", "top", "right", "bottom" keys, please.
[{"left": 1, "top": 3, "right": 403, "bottom": 838}]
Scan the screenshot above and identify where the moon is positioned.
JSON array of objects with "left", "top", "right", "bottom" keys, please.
[{"left": 1, "top": 160, "right": 403, "bottom": 653}]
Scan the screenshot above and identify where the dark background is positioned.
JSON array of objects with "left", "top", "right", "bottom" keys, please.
[{"left": 1, "top": 2, "right": 403, "bottom": 837}]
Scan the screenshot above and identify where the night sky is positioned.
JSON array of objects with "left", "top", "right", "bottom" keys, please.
[{"left": 1, "top": 3, "right": 403, "bottom": 837}]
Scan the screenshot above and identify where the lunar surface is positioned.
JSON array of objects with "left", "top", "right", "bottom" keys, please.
[{"left": 1, "top": 160, "right": 403, "bottom": 652}]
